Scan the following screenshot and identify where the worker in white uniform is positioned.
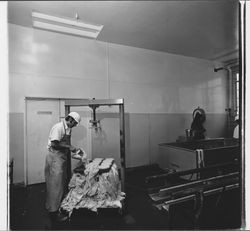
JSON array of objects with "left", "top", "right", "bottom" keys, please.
[
  {"left": 45, "top": 112, "right": 82, "bottom": 222},
  {"left": 233, "top": 116, "right": 239, "bottom": 139}
]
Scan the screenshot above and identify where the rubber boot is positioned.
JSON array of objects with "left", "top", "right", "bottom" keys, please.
[{"left": 49, "top": 211, "right": 57, "bottom": 229}]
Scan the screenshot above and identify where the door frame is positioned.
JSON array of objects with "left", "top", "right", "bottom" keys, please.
[{"left": 24, "top": 96, "right": 90, "bottom": 186}]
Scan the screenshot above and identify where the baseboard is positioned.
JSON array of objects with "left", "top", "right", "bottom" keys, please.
[
  {"left": 26, "top": 182, "right": 45, "bottom": 187},
  {"left": 12, "top": 182, "right": 25, "bottom": 188}
]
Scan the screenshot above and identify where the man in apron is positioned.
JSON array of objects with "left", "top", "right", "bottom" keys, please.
[{"left": 45, "top": 112, "right": 82, "bottom": 222}]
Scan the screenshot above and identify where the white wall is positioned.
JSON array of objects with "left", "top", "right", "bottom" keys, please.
[
  {"left": 9, "top": 24, "right": 228, "bottom": 184},
  {"left": 109, "top": 44, "right": 227, "bottom": 114}
]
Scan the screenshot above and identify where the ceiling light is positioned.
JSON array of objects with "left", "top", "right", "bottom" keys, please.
[{"left": 31, "top": 11, "right": 103, "bottom": 39}]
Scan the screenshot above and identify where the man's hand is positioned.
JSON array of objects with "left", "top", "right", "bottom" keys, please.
[
  {"left": 71, "top": 148, "right": 87, "bottom": 161},
  {"left": 69, "top": 146, "right": 77, "bottom": 152},
  {"left": 80, "top": 150, "right": 87, "bottom": 162}
]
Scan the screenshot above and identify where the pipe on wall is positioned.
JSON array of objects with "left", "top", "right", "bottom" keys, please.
[{"left": 214, "top": 66, "right": 234, "bottom": 136}]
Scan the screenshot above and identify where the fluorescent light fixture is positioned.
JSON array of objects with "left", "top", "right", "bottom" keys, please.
[{"left": 32, "top": 11, "right": 103, "bottom": 39}]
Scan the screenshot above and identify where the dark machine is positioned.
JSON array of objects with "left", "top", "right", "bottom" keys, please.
[
  {"left": 190, "top": 107, "right": 206, "bottom": 140},
  {"left": 185, "top": 107, "right": 206, "bottom": 141}
]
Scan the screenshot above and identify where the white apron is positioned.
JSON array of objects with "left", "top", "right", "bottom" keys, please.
[{"left": 45, "top": 123, "right": 71, "bottom": 212}]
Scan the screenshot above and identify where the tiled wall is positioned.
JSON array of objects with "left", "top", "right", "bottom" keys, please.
[{"left": 9, "top": 24, "right": 228, "bottom": 184}]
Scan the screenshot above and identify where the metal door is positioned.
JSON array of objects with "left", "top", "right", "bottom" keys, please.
[{"left": 26, "top": 99, "right": 60, "bottom": 185}]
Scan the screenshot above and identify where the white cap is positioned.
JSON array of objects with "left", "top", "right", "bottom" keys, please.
[{"left": 68, "top": 112, "right": 81, "bottom": 124}]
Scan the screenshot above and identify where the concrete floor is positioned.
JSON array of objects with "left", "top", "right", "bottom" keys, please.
[{"left": 9, "top": 165, "right": 242, "bottom": 230}]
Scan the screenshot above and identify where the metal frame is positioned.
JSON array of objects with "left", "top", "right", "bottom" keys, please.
[
  {"left": 145, "top": 161, "right": 239, "bottom": 184},
  {"left": 148, "top": 167, "right": 240, "bottom": 229},
  {"left": 65, "top": 98, "right": 125, "bottom": 191}
]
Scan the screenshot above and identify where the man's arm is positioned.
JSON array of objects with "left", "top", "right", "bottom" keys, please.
[{"left": 50, "top": 140, "right": 76, "bottom": 152}]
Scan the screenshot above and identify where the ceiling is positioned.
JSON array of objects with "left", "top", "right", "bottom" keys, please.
[{"left": 7, "top": 1, "right": 239, "bottom": 61}]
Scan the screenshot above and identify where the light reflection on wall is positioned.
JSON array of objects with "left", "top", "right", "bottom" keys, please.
[
  {"left": 19, "top": 54, "right": 37, "bottom": 65},
  {"left": 19, "top": 35, "right": 49, "bottom": 65},
  {"left": 179, "top": 76, "right": 226, "bottom": 113}
]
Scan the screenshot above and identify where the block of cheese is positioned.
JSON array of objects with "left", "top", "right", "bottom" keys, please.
[
  {"left": 92, "top": 158, "right": 104, "bottom": 165},
  {"left": 98, "top": 158, "right": 114, "bottom": 172}
]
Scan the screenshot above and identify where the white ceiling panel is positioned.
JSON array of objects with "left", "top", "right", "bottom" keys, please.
[{"left": 7, "top": 1, "right": 239, "bottom": 61}]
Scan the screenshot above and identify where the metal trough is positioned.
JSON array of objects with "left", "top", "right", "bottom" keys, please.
[{"left": 158, "top": 138, "right": 239, "bottom": 180}]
